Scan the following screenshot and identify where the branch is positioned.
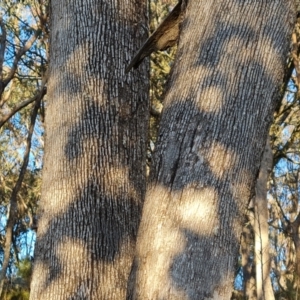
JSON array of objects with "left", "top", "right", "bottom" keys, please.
[
  {"left": 273, "top": 152, "right": 300, "bottom": 167},
  {"left": 0, "top": 96, "right": 40, "bottom": 297},
  {"left": 0, "top": 86, "right": 46, "bottom": 129},
  {"left": 2, "top": 28, "right": 40, "bottom": 89},
  {"left": 275, "top": 99, "right": 298, "bottom": 125},
  {"left": 271, "top": 178, "right": 291, "bottom": 231},
  {"left": 273, "top": 121, "right": 300, "bottom": 163},
  {"left": 0, "top": 78, "right": 14, "bottom": 108}
]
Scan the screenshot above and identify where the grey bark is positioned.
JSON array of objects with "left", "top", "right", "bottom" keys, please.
[
  {"left": 241, "top": 216, "right": 256, "bottom": 300},
  {"left": 30, "top": 0, "right": 149, "bottom": 299},
  {"left": 254, "top": 138, "right": 274, "bottom": 300},
  {"left": 129, "top": 1, "right": 295, "bottom": 299}
]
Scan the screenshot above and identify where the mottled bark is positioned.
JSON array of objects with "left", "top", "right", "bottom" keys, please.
[
  {"left": 130, "top": 1, "right": 295, "bottom": 299},
  {"left": 30, "top": 0, "right": 149, "bottom": 299},
  {"left": 241, "top": 216, "right": 256, "bottom": 300},
  {"left": 254, "top": 138, "right": 274, "bottom": 300}
]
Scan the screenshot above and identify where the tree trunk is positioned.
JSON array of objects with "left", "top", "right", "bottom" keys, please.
[
  {"left": 254, "top": 138, "right": 274, "bottom": 300},
  {"left": 291, "top": 214, "right": 300, "bottom": 295},
  {"left": 130, "top": 1, "right": 295, "bottom": 299},
  {"left": 30, "top": 1, "right": 149, "bottom": 299},
  {"left": 241, "top": 216, "right": 256, "bottom": 300}
]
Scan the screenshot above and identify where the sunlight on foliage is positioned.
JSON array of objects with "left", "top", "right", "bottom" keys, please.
[{"left": 0, "top": 0, "right": 47, "bottom": 297}]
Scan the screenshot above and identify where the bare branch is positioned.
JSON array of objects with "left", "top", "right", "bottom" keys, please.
[
  {"left": 0, "top": 85, "right": 46, "bottom": 129},
  {"left": 270, "top": 178, "right": 291, "bottom": 231},
  {"left": 3, "top": 29, "right": 40, "bottom": 89}
]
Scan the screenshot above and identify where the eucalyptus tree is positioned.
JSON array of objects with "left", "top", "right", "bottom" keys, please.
[
  {"left": 29, "top": 0, "right": 149, "bottom": 299},
  {"left": 29, "top": 0, "right": 297, "bottom": 299},
  {"left": 130, "top": 1, "right": 295, "bottom": 299}
]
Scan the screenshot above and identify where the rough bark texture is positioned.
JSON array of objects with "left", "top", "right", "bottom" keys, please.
[
  {"left": 241, "top": 216, "right": 257, "bottom": 300},
  {"left": 130, "top": 1, "right": 295, "bottom": 299},
  {"left": 30, "top": 0, "right": 149, "bottom": 299},
  {"left": 254, "top": 138, "right": 274, "bottom": 300}
]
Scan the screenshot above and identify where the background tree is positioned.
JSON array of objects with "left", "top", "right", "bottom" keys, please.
[
  {"left": 232, "top": 11, "right": 300, "bottom": 300},
  {"left": 0, "top": 0, "right": 48, "bottom": 298},
  {"left": 264, "top": 14, "right": 300, "bottom": 299},
  {"left": 253, "top": 138, "right": 274, "bottom": 300}
]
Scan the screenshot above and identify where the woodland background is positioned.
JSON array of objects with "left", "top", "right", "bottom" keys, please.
[{"left": 0, "top": 0, "right": 300, "bottom": 299}]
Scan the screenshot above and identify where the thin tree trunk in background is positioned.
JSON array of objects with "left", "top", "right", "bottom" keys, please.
[
  {"left": 291, "top": 208, "right": 300, "bottom": 296},
  {"left": 254, "top": 138, "right": 274, "bottom": 300},
  {"left": 129, "top": 1, "right": 295, "bottom": 299},
  {"left": 235, "top": 137, "right": 275, "bottom": 300},
  {"left": 30, "top": 0, "right": 149, "bottom": 299},
  {"left": 0, "top": 99, "right": 40, "bottom": 297},
  {"left": 293, "top": 237, "right": 300, "bottom": 299},
  {"left": 241, "top": 217, "right": 257, "bottom": 300}
]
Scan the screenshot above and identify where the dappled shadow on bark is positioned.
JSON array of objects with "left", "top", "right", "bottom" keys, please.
[
  {"left": 34, "top": 73, "right": 148, "bottom": 295},
  {"left": 170, "top": 230, "right": 225, "bottom": 299},
  {"left": 35, "top": 179, "right": 141, "bottom": 275},
  {"left": 31, "top": 0, "right": 150, "bottom": 298},
  {"left": 128, "top": 1, "right": 294, "bottom": 299},
  {"left": 34, "top": 96, "right": 147, "bottom": 296},
  {"left": 31, "top": 0, "right": 295, "bottom": 299}
]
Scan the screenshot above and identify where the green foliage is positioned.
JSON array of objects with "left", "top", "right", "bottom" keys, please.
[
  {"left": 1, "top": 258, "right": 31, "bottom": 300},
  {"left": 275, "top": 276, "right": 298, "bottom": 300},
  {"left": 16, "top": 258, "right": 32, "bottom": 286},
  {"left": 2, "top": 289, "right": 29, "bottom": 300},
  {"left": 231, "top": 290, "right": 246, "bottom": 300},
  {"left": 0, "top": 0, "right": 47, "bottom": 297}
]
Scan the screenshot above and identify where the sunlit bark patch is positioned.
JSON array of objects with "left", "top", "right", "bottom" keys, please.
[
  {"left": 196, "top": 86, "right": 224, "bottom": 112},
  {"left": 31, "top": 238, "right": 90, "bottom": 298},
  {"left": 207, "top": 142, "right": 236, "bottom": 179},
  {"left": 178, "top": 186, "right": 219, "bottom": 234}
]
